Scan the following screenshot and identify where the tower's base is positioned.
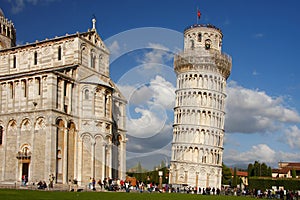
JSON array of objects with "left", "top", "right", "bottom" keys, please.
[{"left": 169, "top": 162, "right": 222, "bottom": 190}]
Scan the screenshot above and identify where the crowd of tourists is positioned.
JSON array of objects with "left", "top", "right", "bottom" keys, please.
[
  {"left": 20, "top": 175, "right": 300, "bottom": 199},
  {"left": 20, "top": 174, "right": 55, "bottom": 190},
  {"left": 247, "top": 188, "right": 299, "bottom": 199},
  {"left": 87, "top": 177, "right": 132, "bottom": 192},
  {"left": 84, "top": 177, "right": 223, "bottom": 195}
]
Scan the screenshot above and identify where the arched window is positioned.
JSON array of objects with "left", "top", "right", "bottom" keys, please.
[
  {"left": 98, "top": 54, "right": 103, "bottom": 71},
  {"left": 205, "top": 39, "right": 211, "bottom": 50},
  {"left": 13, "top": 55, "right": 16, "bottom": 68},
  {"left": 36, "top": 77, "right": 41, "bottom": 95},
  {"left": 22, "top": 146, "right": 30, "bottom": 156},
  {"left": 0, "top": 126, "right": 3, "bottom": 145},
  {"left": 202, "top": 155, "right": 206, "bottom": 163},
  {"left": 34, "top": 51, "right": 38, "bottom": 65},
  {"left": 90, "top": 51, "right": 96, "bottom": 68},
  {"left": 198, "top": 33, "right": 202, "bottom": 42},
  {"left": 10, "top": 82, "right": 14, "bottom": 99},
  {"left": 104, "top": 93, "right": 108, "bottom": 117},
  {"left": 80, "top": 46, "right": 86, "bottom": 64},
  {"left": 84, "top": 89, "right": 89, "bottom": 100},
  {"left": 22, "top": 80, "right": 27, "bottom": 97},
  {"left": 190, "top": 40, "right": 194, "bottom": 49},
  {"left": 58, "top": 46, "right": 62, "bottom": 60},
  {"left": 7, "top": 27, "right": 10, "bottom": 37}
]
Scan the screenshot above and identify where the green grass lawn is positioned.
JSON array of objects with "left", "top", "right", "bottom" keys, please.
[{"left": 0, "top": 189, "right": 254, "bottom": 200}]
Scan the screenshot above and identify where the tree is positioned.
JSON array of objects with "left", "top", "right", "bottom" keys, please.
[
  {"left": 254, "top": 161, "right": 260, "bottom": 177},
  {"left": 136, "top": 162, "right": 143, "bottom": 181},
  {"left": 247, "top": 161, "right": 272, "bottom": 177},
  {"left": 137, "top": 162, "right": 142, "bottom": 173},
  {"left": 260, "top": 163, "right": 268, "bottom": 177},
  {"left": 222, "top": 163, "right": 232, "bottom": 185},
  {"left": 267, "top": 167, "right": 272, "bottom": 177},
  {"left": 160, "top": 160, "right": 166, "bottom": 168},
  {"left": 292, "top": 169, "right": 297, "bottom": 178},
  {"left": 232, "top": 167, "right": 237, "bottom": 188},
  {"left": 248, "top": 163, "right": 254, "bottom": 177}
]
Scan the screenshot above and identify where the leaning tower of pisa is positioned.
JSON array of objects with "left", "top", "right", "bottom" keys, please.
[{"left": 169, "top": 24, "right": 232, "bottom": 190}]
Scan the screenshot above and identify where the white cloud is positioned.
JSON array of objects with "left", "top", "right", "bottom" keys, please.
[
  {"left": 115, "top": 84, "right": 135, "bottom": 102},
  {"left": 118, "top": 75, "right": 175, "bottom": 109},
  {"left": 223, "top": 134, "right": 240, "bottom": 147},
  {"left": 120, "top": 75, "right": 175, "bottom": 138},
  {"left": 137, "top": 43, "right": 173, "bottom": 70},
  {"left": 276, "top": 151, "right": 300, "bottom": 162},
  {"left": 252, "top": 70, "right": 260, "bottom": 76},
  {"left": 126, "top": 124, "right": 173, "bottom": 154},
  {"left": 7, "top": 0, "right": 25, "bottom": 13},
  {"left": 284, "top": 125, "right": 300, "bottom": 149},
  {"left": 130, "top": 85, "right": 153, "bottom": 105},
  {"left": 147, "top": 43, "right": 170, "bottom": 51},
  {"left": 224, "top": 144, "right": 276, "bottom": 165},
  {"left": 254, "top": 33, "right": 264, "bottom": 38},
  {"left": 108, "top": 40, "right": 120, "bottom": 56},
  {"left": 7, "top": 0, "right": 56, "bottom": 13},
  {"left": 225, "top": 81, "right": 300, "bottom": 133},
  {"left": 127, "top": 106, "right": 167, "bottom": 138},
  {"left": 148, "top": 75, "right": 175, "bottom": 109},
  {"left": 128, "top": 143, "right": 144, "bottom": 151},
  {"left": 117, "top": 84, "right": 153, "bottom": 106},
  {"left": 140, "top": 50, "right": 172, "bottom": 66},
  {"left": 224, "top": 144, "right": 300, "bottom": 168}
]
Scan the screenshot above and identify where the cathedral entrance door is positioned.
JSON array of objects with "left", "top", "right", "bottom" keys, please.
[{"left": 22, "top": 163, "right": 29, "bottom": 177}]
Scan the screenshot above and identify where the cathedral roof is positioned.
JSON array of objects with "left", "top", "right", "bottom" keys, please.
[
  {"left": 80, "top": 74, "right": 112, "bottom": 88},
  {"left": 0, "top": 30, "right": 106, "bottom": 53}
]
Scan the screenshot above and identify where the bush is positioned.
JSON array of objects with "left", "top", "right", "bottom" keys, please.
[{"left": 249, "top": 177, "right": 300, "bottom": 190}]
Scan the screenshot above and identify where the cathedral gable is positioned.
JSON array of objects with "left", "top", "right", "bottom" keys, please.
[{"left": 80, "top": 31, "right": 108, "bottom": 53}]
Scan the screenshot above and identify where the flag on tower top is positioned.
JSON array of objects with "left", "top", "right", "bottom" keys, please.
[{"left": 197, "top": 9, "right": 201, "bottom": 19}]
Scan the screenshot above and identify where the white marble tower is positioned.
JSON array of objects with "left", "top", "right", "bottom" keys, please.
[{"left": 169, "top": 24, "right": 232, "bottom": 190}]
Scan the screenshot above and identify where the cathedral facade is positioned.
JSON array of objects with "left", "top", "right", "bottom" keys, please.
[
  {"left": 0, "top": 9, "right": 127, "bottom": 186},
  {"left": 169, "top": 24, "right": 232, "bottom": 189}
]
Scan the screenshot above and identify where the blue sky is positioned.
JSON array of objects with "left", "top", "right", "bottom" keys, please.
[{"left": 1, "top": 0, "right": 300, "bottom": 170}]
